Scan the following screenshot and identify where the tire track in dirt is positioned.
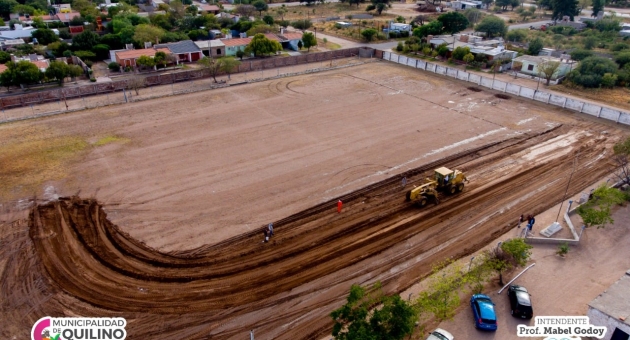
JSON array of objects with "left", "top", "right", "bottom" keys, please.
[{"left": 3, "top": 122, "right": 622, "bottom": 339}]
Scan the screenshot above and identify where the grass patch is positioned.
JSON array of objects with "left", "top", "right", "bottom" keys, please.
[
  {"left": 0, "top": 126, "right": 89, "bottom": 200},
  {"left": 94, "top": 135, "right": 129, "bottom": 146}
]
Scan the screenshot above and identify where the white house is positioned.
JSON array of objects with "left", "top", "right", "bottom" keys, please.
[{"left": 389, "top": 22, "right": 412, "bottom": 32}]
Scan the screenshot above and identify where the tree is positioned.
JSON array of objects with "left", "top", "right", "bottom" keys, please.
[
  {"left": 218, "top": 57, "right": 241, "bottom": 79},
  {"left": 417, "top": 260, "right": 463, "bottom": 321},
  {"left": 527, "top": 37, "right": 544, "bottom": 55},
  {"left": 437, "top": 11, "right": 469, "bottom": 34},
  {"left": 136, "top": 55, "right": 156, "bottom": 69},
  {"left": 577, "top": 184, "right": 626, "bottom": 228},
  {"left": 235, "top": 4, "right": 255, "bottom": 17},
  {"left": 412, "top": 14, "right": 430, "bottom": 26},
  {"left": 462, "top": 8, "right": 482, "bottom": 26},
  {"left": 45, "top": 60, "right": 70, "bottom": 84},
  {"left": 301, "top": 32, "right": 317, "bottom": 51},
  {"left": 236, "top": 49, "right": 245, "bottom": 60},
  {"left": 276, "top": 6, "right": 287, "bottom": 20},
  {"left": 245, "top": 33, "right": 282, "bottom": 57},
  {"left": 263, "top": 15, "right": 274, "bottom": 25},
  {"left": 613, "top": 136, "right": 630, "bottom": 185},
  {"left": 452, "top": 46, "right": 471, "bottom": 60},
  {"left": 127, "top": 76, "right": 145, "bottom": 95},
  {"left": 72, "top": 30, "right": 100, "bottom": 51},
  {"left": 361, "top": 28, "right": 378, "bottom": 42},
  {"left": 578, "top": 0, "right": 591, "bottom": 13},
  {"left": 516, "top": 6, "right": 534, "bottom": 21},
  {"left": 92, "top": 44, "right": 110, "bottom": 60},
  {"left": 500, "top": 238, "right": 532, "bottom": 267},
  {"left": 133, "top": 24, "right": 165, "bottom": 45},
  {"left": 32, "top": 28, "right": 59, "bottom": 45},
  {"left": 614, "top": 51, "right": 630, "bottom": 68},
  {"left": 0, "top": 60, "right": 42, "bottom": 90},
  {"left": 0, "top": 51, "right": 10, "bottom": 64},
  {"left": 198, "top": 56, "right": 221, "bottom": 82},
  {"left": 569, "top": 48, "right": 593, "bottom": 61},
  {"left": 330, "top": 282, "right": 418, "bottom": 340},
  {"left": 297, "top": 40, "right": 303, "bottom": 50},
  {"left": 375, "top": 2, "right": 387, "bottom": 14},
  {"left": 568, "top": 56, "right": 619, "bottom": 87},
  {"left": 0, "top": 0, "right": 18, "bottom": 17},
  {"left": 537, "top": 59, "right": 561, "bottom": 85},
  {"left": 551, "top": 0, "right": 579, "bottom": 20},
  {"left": 474, "top": 16, "right": 507, "bottom": 38},
  {"left": 486, "top": 246, "right": 512, "bottom": 285},
  {"left": 291, "top": 19, "right": 312, "bottom": 31},
  {"left": 252, "top": 0, "right": 268, "bottom": 16},
  {"left": 601, "top": 72, "right": 617, "bottom": 88},
  {"left": 412, "top": 20, "right": 443, "bottom": 38},
  {"left": 463, "top": 52, "right": 475, "bottom": 67},
  {"left": 507, "top": 29, "right": 528, "bottom": 42}
]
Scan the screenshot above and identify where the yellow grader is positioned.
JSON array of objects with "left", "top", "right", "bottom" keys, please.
[{"left": 405, "top": 167, "right": 468, "bottom": 207}]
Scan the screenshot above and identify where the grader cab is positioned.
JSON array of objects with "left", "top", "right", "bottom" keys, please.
[{"left": 405, "top": 167, "right": 468, "bottom": 207}]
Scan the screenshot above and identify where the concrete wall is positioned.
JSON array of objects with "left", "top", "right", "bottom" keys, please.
[
  {"left": 588, "top": 307, "right": 630, "bottom": 340},
  {"left": 381, "top": 52, "right": 630, "bottom": 126}
]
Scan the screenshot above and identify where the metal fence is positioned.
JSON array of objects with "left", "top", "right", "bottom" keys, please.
[
  {"left": 382, "top": 51, "right": 630, "bottom": 126},
  {"left": 0, "top": 50, "right": 367, "bottom": 124}
]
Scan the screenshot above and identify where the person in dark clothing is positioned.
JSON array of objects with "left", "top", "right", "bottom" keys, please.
[
  {"left": 518, "top": 214, "right": 524, "bottom": 228},
  {"left": 262, "top": 228, "right": 269, "bottom": 243}
]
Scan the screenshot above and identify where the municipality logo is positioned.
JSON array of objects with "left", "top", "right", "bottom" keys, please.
[{"left": 31, "top": 317, "right": 127, "bottom": 340}]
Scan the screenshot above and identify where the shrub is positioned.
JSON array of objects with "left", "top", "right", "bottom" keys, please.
[
  {"left": 557, "top": 243, "right": 569, "bottom": 257},
  {"left": 601, "top": 73, "right": 618, "bottom": 88},
  {"left": 568, "top": 56, "right": 619, "bottom": 88},
  {"left": 90, "top": 78, "right": 96, "bottom": 82},
  {"left": 108, "top": 62, "right": 120, "bottom": 71},
  {"left": 611, "top": 43, "right": 630, "bottom": 52},
  {"left": 396, "top": 42, "right": 403, "bottom": 52},
  {"left": 570, "top": 48, "right": 594, "bottom": 61}
]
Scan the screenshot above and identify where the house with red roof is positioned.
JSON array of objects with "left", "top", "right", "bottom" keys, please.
[{"left": 115, "top": 48, "right": 171, "bottom": 67}]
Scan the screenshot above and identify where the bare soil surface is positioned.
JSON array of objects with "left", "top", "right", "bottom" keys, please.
[{"left": 0, "top": 62, "right": 627, "bottom": 339}]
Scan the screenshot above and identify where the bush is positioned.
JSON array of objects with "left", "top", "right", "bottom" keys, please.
[
  {"left": 396, "top": 42, "right": 403, "bottom": 52},
  {"left": 92, "top": 44, "right": 110, "bottom": 60},
  {"left": 90, "top": 78, "right": 96, "bottom": 82},
  {"left": 614, "top": 51, "right": 630, "bottom": 68},
  {"left": 601, "top": 73, "right": 617, "bottom": 88},
  {"left": 556, "top": 243, "right": 569, "bottom": 257},
  {"left": 108, "top": 62, "right": 120, "bottom": 71},
  {"left": 570, "top": 48, "right": 594, "bottom": 61},
  {"left": 84, "top": 60, "right": 93, "bottom": 67},
  {"left": 568, "top": 56, "right": 619, "bottom": 88},
  {"left": 611, "top": 43, "right": 630, "bottom": 52},
  {"left": 452, "top": 46, "right": 470, "bottom": 60},
  {"left": 74, "top": 50, "right": 97, "bottom": 60}
]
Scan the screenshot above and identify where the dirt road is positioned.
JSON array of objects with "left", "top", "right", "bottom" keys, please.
[{"left": 0, "top": 62, "right": 627, "bottom": 339}]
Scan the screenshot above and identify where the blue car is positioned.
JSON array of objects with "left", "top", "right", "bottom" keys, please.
[{"left": 470, "top": 294, "right": 498, "bottom": 331}]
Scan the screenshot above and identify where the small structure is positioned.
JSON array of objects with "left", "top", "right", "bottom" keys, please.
[
  {"left": 429, "top": 34, "right": 517, "bottom": 61},
  {"left": 115, "top": 47, "right": 170, "bottom": 67},
  {"left": 335, "top": 21, "right": 352, "bottom": 28},
  {"left": 55, "top": 11, "right": 82, "bottom": 26},
  {"left": 198, "top": 4, "right": 220, "bottom": 14},
  {"left": 155, "top": 40, "right": 203, "bottom": 63},
  {"left": 220, "top": 37, "right": 252, "bottom": 56},
  {"left": 0, "top": 24, "right": 37, "bottom": 40},
  {"left": 450, "top": 0, "right": 482, "bottom": 9},
  {"left": 513, "top": 55, "right": 573, "bottom": 81},
  {"left": 0, "top": 39, "right": 25, "bottom": 50},
  {"left": 277, "top": 32, "right": 303, "bottom": 51},
  {"left": 195, "top": 40, "right": 226, "bottom": 57},
  {"left": 389, "top": 22, "right": 412, "bottom": 33},
  {"left": 587, "top": 270, "right": 630, "bottom": 340}
]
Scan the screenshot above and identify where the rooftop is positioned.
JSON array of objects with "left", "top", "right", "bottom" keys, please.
[
  {"left": 155, "top": 40, "right": 201, "bottom": 54},
  {"left": 220, "top": 37, "right": 252, "bottom": 46},
  {"left": 115, "top": 48, "right": 170, "bottom": 60},
  {"left": 55, "top": 11, "right": 81, "bottom": 23},
  {"left": 199, "top": 4, "right": 220, "bottom": 11},
  {"left": 513, "top": 55, "right": 568, "bottom": 63},
  {"left": 195, "top": 40, "right": 226, "bottom": 48},
  {"left": 279, "top": 32, "right": 302, "bottom": 40},
  {"left": 589, "top": 271, "right": 630, "bottom": 327}
]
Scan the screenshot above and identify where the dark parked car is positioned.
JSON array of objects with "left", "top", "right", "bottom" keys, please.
[
  {"left": 507, "top": 285, "right": 534, "bottom": 319},
  {"left": 470, "top": 294, "right": 497, "bottom": 331}
]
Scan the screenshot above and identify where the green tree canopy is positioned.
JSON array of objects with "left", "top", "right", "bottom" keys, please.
[
  {"left": 614, "top": 51, "right": 630, "bottom": 68},
  {"left": 45, "top": 60, "right": 70, "bottom": 84},
  {"left": 452, "top": 46, "right": 471, "bottom": 60},
  {"left": 32, "top": 28, "right": 59, "bottom": 45},
  {"left": 551, "top": 0, "right": 579, "bottom": 20},
  {"left": 136, "top": 55, "right": 156, "bottom": 69},
  {"left": 72, "top": 30, "right": 101, "bottom": 51},
  {"left": 527, "top": 37, "right": 544, "bottom": 55},
  {"left": 0, "top": 0, "right": 18, "bottom": 17},
  {"left": 412, "top": 20, "right": 443, "bottom": 38},
  {"left": 507, "top": 29, "right": 528, "bottom": 42},
  {"left": 331, "top": 282, "right": 418, "bottom": 340},
  {"left": 437, "top": 11, "right": 469, "bottom": 34},
  {"left": 474, "top": 16, "right": 507, "bottom": 38},
  {"left": 361, "top": 28, "right": 377, "bottom": 42},
  {"left": 252, "top": 0, "right": 268, "bottom": 16},
  {"left": 0, "top": 60, "right": 42, "bottom": 90},
  {"left": 291, "top": 19, "right": 312, "bottom": 31},
  {"left": 133, "top": 24, "right": 165, "bottom": 45},
  {"left": 302, "top": 31, "right": 317, "bottom": 51},
  {"left": 568, "top": 56, "right": 619, "bottom": 87},
  {"left": 591, "top": 0, "right": 604, "bottom": 17},
  {"left": 577, "top": 185, "right": 626, "bottom": 228},
  {"left": 569, "top": 48, "right": 594, "bottom": 61},
  {"left": 245, "top": 33, "right": 282, "bottom": 57}
]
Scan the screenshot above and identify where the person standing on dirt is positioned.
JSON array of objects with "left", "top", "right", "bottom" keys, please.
[
  {"left": 529, "top": 215, "right": 536, "bottom": 229},
  {"left": 262, "top": 228, "right": 269, "bottom": 243},
  {"left": 268, "top": 223, "right": 274, "bottom": 237},
  {"left": 518, "top": 214, "right": 524, "bottom": 228}
]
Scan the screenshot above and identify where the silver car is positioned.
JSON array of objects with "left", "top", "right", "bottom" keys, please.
[{"left": 426, "top": 328, "right": 454, "bottom": 340}]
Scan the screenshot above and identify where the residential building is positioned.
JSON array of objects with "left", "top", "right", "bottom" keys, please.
[
  {"left": 389, "top": 22, "right": 412, "bottom": 32},
  {"left": 277, "top": 32, "right": 303, "bottom": 51},
  {"left": 450, "top": 0, "right": 482, "bottom": 9},
  {"left": 512, "top": 55, "right": 573, "bottom": 82},
  {"left": 221, "top": 37, "right": 252, "bottom": 56},
  {"left": 195, "top": 40, "right": 226, "bottom": 57},
  {"left": 198, "top": 4, "right": 220, "bottom": 14},
  {"left": 155, "top": 40, "right": 203, "bottom": 63},
  {"left": 429, "top": 34, "right": 518, "bottom": 61},
  {"left": 115, "top": 48, "right": 171, "bottom": 67},
  {"left": 587, "top": 270, "right": 630, "bottom": 340}
]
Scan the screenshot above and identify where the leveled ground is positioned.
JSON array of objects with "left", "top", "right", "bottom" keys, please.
[{"left": 0, "top": 61, "right": 627, "bottom": 339}]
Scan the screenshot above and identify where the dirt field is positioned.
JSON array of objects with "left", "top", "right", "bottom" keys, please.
[{"left": 0, "top": 61, "right": 628, "bottom": 339}]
